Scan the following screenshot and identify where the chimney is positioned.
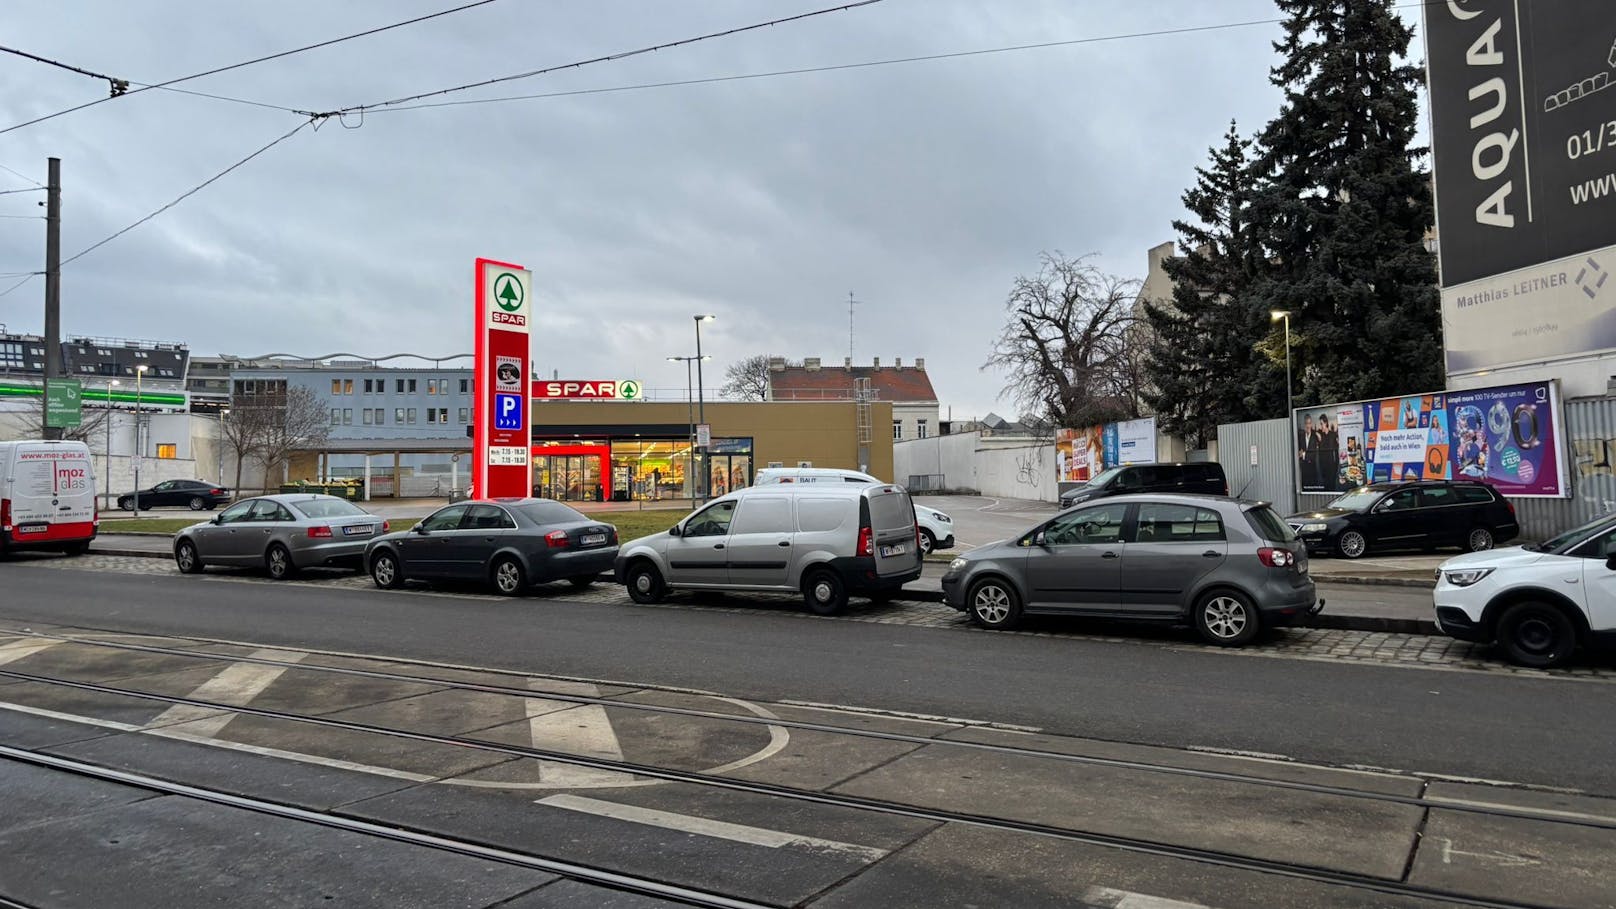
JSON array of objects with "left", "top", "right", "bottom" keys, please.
[
  {"left": 916, "top": 357, "right": 925, "bottom": 370},
  {"left": 844, "top": 357, "right": 852, "bottom": 369},
  {"left": 768, "top": 357, "right": 786, "bottom": 372},
  {"left": 804, "top": 357, "right": 821, "bottom": 372},
  {"left": 895, "top": 357, "right": 902, "bottom": 368},
  {"left": 872, "top": 357, "right": 880, "bottom": 368}
]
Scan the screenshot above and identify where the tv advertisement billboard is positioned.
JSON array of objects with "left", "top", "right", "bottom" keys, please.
[
  {"left": 1295, "top": 381, "right": 1566, "bottom": 498},
  {"left": 1425, "top": 2, "right": 1616, "bottom": 375},
  {"left": 1057, "top": 417, "right": 1158, "bottom": 484}
]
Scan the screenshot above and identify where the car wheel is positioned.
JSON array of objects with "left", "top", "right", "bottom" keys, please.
[
  {"left": 491, "top": 556, "right": 526, "bottom": 596},
  {"left": 1467, "top": 527, "right": 1495, "bottom": 553},
  {"left": 187, "top": 496, "right": 206, "bottom": 511},
  {"left": 370, "top": 551, "right": 403, "bottom": 589},
  {"left": 264, "top": 544, "right": 297, "bottom": 580},
  {"left": 918, "top": 529, "right": 936, "bottom": 556},
  {"left": 119, "top": 498, "right": 133, "bottom": 512},
  {"left": 175, "top": 540, "right": 203, "bottom": 574},
  {"left": 803, "top": 569, "right": 848, "bottom": 616},
  {"left": 59, "top": 540, "right": 91, "bottom": 557},
  {"left": 626, "top": 562, "right": 665, "bottom": 604},
  {"left": 967, "top": 578, "right": 1022, "bottom": 630},
  {"left": 1337, "top": 530, "right": 1368, "bottom": 559},
  {"left": 1194, "top": 590, "right": 1260, "bottom": 646},
  {"left": 1496, "top": 602, "right": 1577, "bottom": 668},
  {"left": 568, "top": 575, "right": 596, "bottom": 589}
]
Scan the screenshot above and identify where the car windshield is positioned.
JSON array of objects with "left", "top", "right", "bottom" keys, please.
[
  {"left": 1326, "top": 487, "right": 1384, "bottom": 512},
  {"left": 516, "top": 501, "right": 587, "bottom": 525},
  {"left": 1084, "top": 467, "right": 1125, "bottom": 488},
  {"left": 1537, "top": 516, "right": 1616, "bottom": 554},
  {"left": 290, "top": 498, "right": 367, "bottom": 519},
  {"left": 1244, "top": 505, "right": 1297, "bottom": 542}
]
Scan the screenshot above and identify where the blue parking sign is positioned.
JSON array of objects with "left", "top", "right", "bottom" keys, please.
[{"left": 494, "top": 393, "right": 524, "bottom": 431}]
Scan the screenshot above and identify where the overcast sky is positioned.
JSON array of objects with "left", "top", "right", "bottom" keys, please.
[{"left": 0, "top": 1, "right": 1424, "bottom": 421}]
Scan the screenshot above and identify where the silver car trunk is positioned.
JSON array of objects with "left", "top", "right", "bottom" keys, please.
[{"left": 867, "top": 487, "right": 919, "bottom": 577}]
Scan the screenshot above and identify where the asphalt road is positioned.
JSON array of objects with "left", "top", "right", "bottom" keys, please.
[{"left": 3, "top": 562, "right": 1610, "bottom": 796}]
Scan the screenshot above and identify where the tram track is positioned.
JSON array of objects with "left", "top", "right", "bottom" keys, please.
[{"left": 0, "top": 662, "right": 1589, "bottom": 909}]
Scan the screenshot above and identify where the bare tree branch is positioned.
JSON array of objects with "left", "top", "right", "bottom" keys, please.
[{"left": 720, "top": 354, "right": 773, "bottom": 401}]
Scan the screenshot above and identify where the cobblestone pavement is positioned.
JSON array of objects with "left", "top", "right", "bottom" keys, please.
[{"left": 14, "top": 553, "right": 1616, "bottom": 683}]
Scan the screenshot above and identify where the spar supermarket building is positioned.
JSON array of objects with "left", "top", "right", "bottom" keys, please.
[{"left": 251, "top": 365, "right": 895, "bottom": 500}]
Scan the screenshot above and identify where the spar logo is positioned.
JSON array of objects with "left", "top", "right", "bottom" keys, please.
[{"left": 491, "top": 272, "right": 527, "bottom": 326}]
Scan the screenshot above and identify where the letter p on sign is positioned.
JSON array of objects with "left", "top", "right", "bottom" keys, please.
[{"left": 494, "top": 393, "right": 524, "bottom": 431}]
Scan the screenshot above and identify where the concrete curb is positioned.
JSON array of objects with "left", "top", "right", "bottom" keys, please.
[
  {"left": 1312, "top": 575, "right": 1436, "bottom": 590},
  {"left": 94, "top": 547, "right": 171, "bottom": 559}
]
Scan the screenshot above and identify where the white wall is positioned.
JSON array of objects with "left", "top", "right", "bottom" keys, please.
[
  {"left": 894, "top": 432, "right": 978, "bottom": 490},
  {"left": 975, "top": 443, "right": 1059, "bottom": 501},
  {"left": 1449, "top": 355, "right": 1616, "bottom": 400}
]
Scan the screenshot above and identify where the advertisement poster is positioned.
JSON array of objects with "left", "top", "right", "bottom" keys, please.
[
  {"left": 1058, "top": 418, "right": 1157, "bottom": 484},
  {"left": 1296, "top": 381, "right": 1566, "bottom": 497}
]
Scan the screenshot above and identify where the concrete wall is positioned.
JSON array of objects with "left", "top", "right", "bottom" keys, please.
[
  {"left": 975, "top": 443, "right": 1059, "bottom": 501},
  {"left": 894, "top": 432, "right": 978, "bottom": 491}
]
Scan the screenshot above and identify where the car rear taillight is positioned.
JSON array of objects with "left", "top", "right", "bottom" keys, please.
[
  {"left": 0, "top": 497, "right": 10, "bottom": 532},
  {"left": 210, "top": 488, "right": 224, "bottom": 496},
  {"left": 546, "top": 530, "right": 570, "bottom": 549},
  {"left": 1257, "top": 547, "right": 1295, "bottom": 568},
  {"left": 307, "top": 526, "right": 333, "bottom": 539},
  {"left": 857, "top": 526, "right": 874, "bottom": 558},
  {"left": 1506, "top": 499, "right": 1516, "bottom": 516},
  {"left": 382, "top": 520, "right": 391, "bottom": 533}
]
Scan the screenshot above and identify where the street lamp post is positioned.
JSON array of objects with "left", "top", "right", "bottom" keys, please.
[
  {"left": 219, "top": 408, "right": 230, "bottom": 486},
  {"left": 105, "top": 379, "right": 120, "bottom": 510},
  {"left": 693, "top": 315, "right": 715, "bottom": 499},
  {"left": 1271, "top": 310, "right": 1294, "bottom": 506},
  {"left": 668, "top": 355, "right": 699, "bottom": 502},
  {"left": 133, "top": 366, "right": 147, "bottom": 517}
]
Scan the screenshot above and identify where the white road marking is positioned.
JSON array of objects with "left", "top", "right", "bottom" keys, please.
[
  {"left": 1438, "top": 837, "right": 1542, "bottom": 867},
  {"left": 0, "top": 637, "right": 61, "bottom": 666},
  {"left": 526, "top": 679, "right": 634, "bottom": 788},
  {"left": 0, "top": 700, "right": 430, "bottom": 781},
  {"left": 536, "top": 794, "right": 888, "bottom": 862},
  {"left": 145, "top": 648, "right": 308, "bottom": 737},
  {"left": 1083, "top": 886, "right": 1215, "bottom": 909}
]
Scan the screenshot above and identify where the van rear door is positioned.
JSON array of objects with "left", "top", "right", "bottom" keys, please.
[
  {"left": 865, "top": 486, "right": 920, "bottom": 577},
  {"left": 2, "top": 441, "right": 96, "bottom": 546}
]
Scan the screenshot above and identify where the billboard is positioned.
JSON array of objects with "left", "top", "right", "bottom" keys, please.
[
  {"left": 473, "top": 258, "right": 533, "bottom": 498},
  {"left": 1426, "top": 2, "right": 1616, "bottom": 374},
  {"left": 1057, "top": 417, "right": 1158, "bottom": 484},
  {"left": 1295, "top": 381, "right": 1566, "bottom": 498}
]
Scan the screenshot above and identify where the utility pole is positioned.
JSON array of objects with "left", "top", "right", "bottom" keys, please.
[
  {"left": 847, "top": 292, "right": 859, "bottom": 363},
  {"left": 42, "top": 157, "right": 62, "bottom": 440}
]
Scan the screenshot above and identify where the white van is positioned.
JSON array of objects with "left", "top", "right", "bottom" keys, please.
[
  {"left": 753, "top": 466, "right": 955, "bottom": 554},
  {"left": 613, "top": 483, "right": 923, "bottom": 615},
  {"left": 0, "top": 439, "right": 98, "bottom": 555}
]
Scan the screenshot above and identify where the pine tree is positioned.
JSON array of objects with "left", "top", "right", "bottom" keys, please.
[
  {"left": 1142, "top": 121, "right": 1281, "bottom": 446},
  {"left": 1247, "top": 0, "right": 1441, "bottom": 405}
]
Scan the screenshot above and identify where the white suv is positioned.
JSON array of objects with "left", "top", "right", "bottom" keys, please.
[
  {"left": 753, "top": 467, "right": 955, "bottom": 555},
  {"left": 1434, "top": 514, "right": 1616, "bottom": 667}
]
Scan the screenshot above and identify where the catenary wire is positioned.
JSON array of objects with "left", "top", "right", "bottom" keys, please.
[
  {"left": 0, "top": 187, "right": 45, "bottom": 196},
  {"left": 0, "top": 162, "right": 43, "bottom": 188},
  {"left": 316, "top": 0, "right": 886, "bottom": 117},
  {"left": 0, "top": 0, "right": 506, "bottom": 136}
]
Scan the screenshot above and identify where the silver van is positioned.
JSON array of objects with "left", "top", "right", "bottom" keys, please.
[{"left": 614, "top": 484, "right": 923, "bottom": 614}]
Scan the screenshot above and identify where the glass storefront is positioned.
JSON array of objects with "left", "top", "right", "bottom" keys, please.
[{"left": 531, "top": 437, "right": 752, "bottom": 502}]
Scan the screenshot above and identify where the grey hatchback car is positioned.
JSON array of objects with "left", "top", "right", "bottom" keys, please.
[
  {"left": 941, "top": 495, "right": 1322, "bottom": 645},
  {"left": 173, "top": 494, "right": 386, "bottom": 580}
]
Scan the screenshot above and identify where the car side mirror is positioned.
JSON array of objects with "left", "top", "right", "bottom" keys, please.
[
  {"left": 211, "top": 514, "right": 223, "bottom": 525},
  {"left": 1032, "top": 531, "right": 1048, "bottom": 547},
  {"left": 1605, "top": 554, "right": 1616, "bottom": 573},
  {"left": 413, "top": 524, "right": 429, "bottom": 535},
  {"left": 669, "top": 525, "right": 682, "bottom": 537}
]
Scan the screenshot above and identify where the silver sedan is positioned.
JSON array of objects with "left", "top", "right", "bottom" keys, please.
[{"left": 173, "top": 494, "right": 389, "bottom": 580}]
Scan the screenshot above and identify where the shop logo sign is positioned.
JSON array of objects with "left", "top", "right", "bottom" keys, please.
[{"left": 1576, "top": 256, "right": 1609, "bottom": 300}]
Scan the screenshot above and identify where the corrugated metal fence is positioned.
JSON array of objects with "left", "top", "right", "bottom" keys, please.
[{"left": 1214, "top": 418, "right": 1297, "bottom": 515}]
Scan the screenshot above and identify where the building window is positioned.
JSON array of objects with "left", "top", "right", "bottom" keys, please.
[
  {"left": 343, "top": 379, "right": 354, "bottom": 395},
  {"left": 343, "top": 408, "right": 353, "bottom": 425},
  {"left": 407, "top": 379, "right": 417, "bottom": 393},
  {"left": 363, "top": 379, "right": 373, "bottom": 394},
  {"left": 396, "top": 379, "right": 405, "bottom": 394},
  {"left": 918, "top": 420, "right": 928, "bottom": 439},
  {"left": 458, "top": 407, "right": 468, "bottom": 423},
  {"left": 459, "top": 379, "right": 469, "bottom": 394},
  {"left": 892, "top": 420, "right": 903, "bottom": 441},
  {"left": 363, "top": 409, "right": 374, "bottom": 425},
  {"left": 407, "top": 408, "right": 417, "bottom": 424},
  {"left": 395, "top": 408, "right": 405, "bottom": 424},
  {"left": 156, "top": 443, "right": 177, "bottom": 459},
  {"left": 331, "top": 408, "right": 341, "bottom": 425},
  {"left": 332, "top": 379, "right": 342, "bottom": 395},
  {"left": 438, "top": 408, "right": 448, "bottom": 424}
]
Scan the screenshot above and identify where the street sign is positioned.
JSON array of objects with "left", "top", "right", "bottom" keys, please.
[
  {"left": 1249, "top": 444, "right": 1259, "bottom": 467},
  {"left": 44, "top": 379, "right": 82, "bottom": 428},
  {"left": 475, "top": 258, "right": 534, "bottom": 498},
  {"left": 696, "top": 424, "right": 712, "bottom": 448}
]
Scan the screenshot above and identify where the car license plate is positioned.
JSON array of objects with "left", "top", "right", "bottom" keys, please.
[
  {"left": 15, "top": 522, "right": 47, "bottom": 535},
  {"left": 582, "top": 533, "right": 607, "bottom": 546},
  {"left": 880, "top": 543, "right": 906, "bottom": 557},
  {"left": 342, "top": 525, "right": 374, "bottom": 536}
]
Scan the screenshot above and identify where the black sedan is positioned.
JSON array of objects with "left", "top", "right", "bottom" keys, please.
[
  {"left": 364, "top": 498, "right": 618, "bottom": 595},
  {"left": 1286, "top": 480, "right": 1519, "bottom": 559},
  {"left": 118, "top": 479, "right": 232, "bottom": 511}
]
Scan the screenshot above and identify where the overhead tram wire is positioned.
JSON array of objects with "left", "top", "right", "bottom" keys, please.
[
  {"left": 0, "top": 0, "right": 507, "bottom": 136},
  {"left": 310, "top": 0, "right": 886, "bottom": 120},
  {"left": 0, "top": 161, "right": 44, "bottom": 188}
]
